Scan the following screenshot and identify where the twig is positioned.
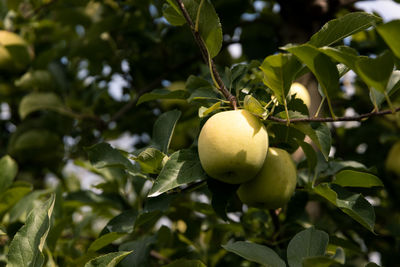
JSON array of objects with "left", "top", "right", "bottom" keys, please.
[
  {"left": 174, "top": 0, "right": 238, "bottom": 110},
  {"left": 150, "top": 250, "right": 171, "bottom": 264},
  {"left": 266, "top": 107, "right": 400, "bottom": 123}
]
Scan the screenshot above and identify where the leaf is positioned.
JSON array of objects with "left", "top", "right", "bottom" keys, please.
[
  {"left": 243, "top": 95, "right": 266, "bottom": 118},
  {"left": 152, "top": 110, "right": 181, "bottom": 154},
  {"left": 163, "top": 3, "right": 185, "bottom": 26},
  {"left": 7, "top": 194, "right": 56, "bottom": 267},
  {"left": 296, "top": 139, "right": 317, "bottom": 171},
  {"left": 303, "top": 247, "right": 345, "bottom": 267},
  {"left": 131, "top": 148, "right": 167, "bottom": 174},
  {"left": 84, "top": 251, "right": 133, "bottom": 267},
  {"left": 86, "top": 143, "right": 137, "bottom": 174},
  {"left": 19, "top": 92, "right": 65, "bottom": 119},
  {"left": 222, "top": 241, "right": 286, "bottom": 267},
  {"left": 88, "top": 232, "right": 126, "bottom": 252},
  {"left": 119, "top": 235, "right": 157, "bottom": 267},
  {"left": 319, "top": 46, "right": 358, "bottom": 69},
  {"left": 309, "top": 12, "right": 382, "bottom": 47},
  {"left": 148, "top": 149, "right": 207, "bottom": 197},
  {"left": 313, "top": 183, "right": 375, "bottom": 232},
  {"left": 356, "top": 51, "right": 394, "bottom": 93},
  {"left": 185, "top": 75, "right": 212, "bottom": 93},
  {"left": 333, "top": 170, "right": 383, "bottom": 188},
  {"left": 377, "top": 20, "right": 400, "bottom": 59},
  {"left": 137, "top": 89, "right": 189, "bottom": 105},
  {"left": 198, "top": 101, "right": 221, "bottom": 118},
  {"left": 291, "top": 122, "right": 331, "bottom": 161},
  {"left": 100, "top": 210, "right": 138, "bottom": 235},
  {"left": 260, "top": 53, "right": 301, "bottom": 103},
  {"left": 0, "top": 182, "right": 32, "bottom": 216},
  {"left": 287, "top": 227, "right": 329, "bottom": 267},
  {"left": 286, "top": 44, "right": 340, "bottom": 99},
  {"left": 165, "top": 0, "right": 222, "bottom": 58},
  {"left": 207, "top": 179, "right": 239, "bottom": 221},
  {"left": 0, "top": 155, "right": 18, "bottom": 194},
  {"left": 164, "top": 259, "right": 206, "bottom": 267}
]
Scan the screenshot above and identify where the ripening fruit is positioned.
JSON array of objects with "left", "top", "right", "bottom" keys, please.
[
  {"left": 198, "top": 109, "right": 269, "bottom": 184},
  {"left": 290, "top": 82, "right": 311, "bottom": 109},
  {"left": 0, "top": 30, "right": 33, "bottom": 72},
  {"left": 237, "top": 147, "right": 297, "bottom": 209},
  {"left": 386, "top": 141, "right": 400, "bottom": 176}
]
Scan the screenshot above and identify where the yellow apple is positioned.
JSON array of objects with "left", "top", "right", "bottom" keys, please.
[
  {"left": 237, "top": 147, "right": 297, "bottom": 209},
  {"left": 386, "top": 141, "right": 400, "bottom": 176},
  {"left": 198, "top": 109, "right": 269, "bottom": 184},
  {"left": 290, "top": 82, "right": 311, "bottom": 109},
  {"left": 0, "top": 30, "right": 33, "bottom": 72}
]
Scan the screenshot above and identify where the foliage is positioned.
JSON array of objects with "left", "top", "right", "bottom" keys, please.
[{"left": 1, "top": 0, "right": 400, "bottom": 266}]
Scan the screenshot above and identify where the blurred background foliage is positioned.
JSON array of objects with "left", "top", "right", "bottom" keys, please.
[{"left": 0, "top": 0, "right": 400, "bottom": 266}]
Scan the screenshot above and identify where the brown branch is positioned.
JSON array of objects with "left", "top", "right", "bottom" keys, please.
[
  {"left": 266, "top": 107, "right": 400, "bottom": 123},
  {"left": 174, "top": 0, "right": 238, "bottom": 110},
  {"left": 150, "top": 250, "right": 171, "bottom": 264}
]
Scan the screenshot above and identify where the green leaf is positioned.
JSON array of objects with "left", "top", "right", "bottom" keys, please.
[
  {"left": 371, "top": 70, "right": 400, "bottom": 107},
  {"left": 207, "top": 179, "right": 239, "bottom": 221},
  {"left": 309, "top": 12, "right": 382, "bottom": 47},
  {"left": 148, "top": 149, "right": 207, "bottom": 197},
  {"left": 152, "top": 110, "right": 182, "bottom": 154},
  {"left": 287, "top": 227, "right": 329, "bottom": 267},
  {"left": 313, "top": 183, "right": 375, "bottom": 232},
  {"left": 131, "top": 148, "right": 168, "bottom": 174},
  {"left": 0, "top": 182, "right": 32, "bottom": 216},
  {"left": 286, "top": 44, "right": 340, "bottom": 99},
  {"left": 7, "top": 194, "right": 56, "bottom": 267},
  {"left": 356, "top": 51, "right": 394, "bottom": 93},
  {"left": 0, "top": 155, "right": 18, "bottom": 194},
  {"left": 377, "top": 20, "right": 400, "bottom": 58},
  {"left": 198, "top": 101, "right": 221, "bottom": 118},
  {"left": 86, "top": 143, "right": 137, "bottom": 174},
  {"left": 137, "top": 89, "right": 189, "bottom": 105},
  {"left": 222, "top": 241, "right": 286, "bottom": 267},
  {"left": 296, "top": 139, "right": 317, "bottom": 171},
  {"left": 84, "top": 251, "right": 133, "bottom": 267},
  {"left": 163, "top": 3, "right": 185, "bottom": 26},
  {"left": 291, "top": 122, "right": 331, "bottom": 161},
  {"left": 260, "top": 53, "right": 301, "bottom": 103},
  {"left": 303, "top": 247, "right": 345, "bottom": 267},
  {"left": 319, "top": 46, "right": 358, "bottom": 69},
  {"left": 100, "top": 210, "right": 138, "bottom": 235},
  {"left": 19, "top": 92, "right": 65, "bottom": 119},
  {"left": 164, "top": 259, "right": 206, "bottom": 267},
  {"left": 333, "top": 170, "right": 383, "bottom": 188},
  {"left": 243, "top": 95, "right": 266, "bottom": 118},
  {"left": 165, "top": 0, "right": 222, "bottom": 58},
  {"left": 88, "top": 232, "right": 127, "bottom": 252},
  {"left": 119, "top": 235, "right": 157, "bottom": 267}
]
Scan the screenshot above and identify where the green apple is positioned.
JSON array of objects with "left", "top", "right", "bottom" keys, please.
[
  {"left": 237, "top": 147, "right": 297, "bottom": 209},
  {"left": 386, "top": 141, "right": 400, "bottom": 176},
  {"left": 198, "top": 109, "right": 269, "bottom": 184},
  {"left": 0, "top": 30, "right": 33, "bottom": 72},
  {"left": 290, "top": 82, "right": 311, "bottom": 109}
]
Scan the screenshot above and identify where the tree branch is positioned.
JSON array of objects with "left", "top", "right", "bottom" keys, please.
[
  {"left": 266, "top": 107, "right": 400, "bottom": 123},
  {"left": 174, "top": 0, "right": 238, "bottom": 110}
]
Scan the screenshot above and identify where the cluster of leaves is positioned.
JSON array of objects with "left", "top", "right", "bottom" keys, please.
[{"left": 1, "top": 0, "right": 400, "bottom": 266}]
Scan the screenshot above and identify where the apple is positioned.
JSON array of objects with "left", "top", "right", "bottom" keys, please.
[
  {"left": 198, "top": 109, "right": 269, "bottom": 184},
  {"left": 386, "top": 141, "right": 400, "bottom": 176},
  {"left": 0, "top": 30, "right": 33, "bottom": 72},
  {"left": 237, "top": 147, "right": 297, "bottom": 209},
  {"left": 290, "top": 82, "right": 311, "bottom": 109}
]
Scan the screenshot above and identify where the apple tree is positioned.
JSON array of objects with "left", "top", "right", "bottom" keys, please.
[{"left": 0, "top": 0, "right": 400, "bottom": 266}]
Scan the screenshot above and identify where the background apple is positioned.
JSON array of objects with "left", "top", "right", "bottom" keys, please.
[
  {"left": 290, "top": 82, "right": 311, "bottom": 109},
  {"left": 0, "top": 30, "right": 33, "bottom": 73},
  {"left": 198, "top": 109, "right": 268, "bottom": 184},
  {"left": 386, "top": 141, "right": 400, "bottom": 176},
  {"left": 237, "top": 147, "right": 297, "bottom": 209}
]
